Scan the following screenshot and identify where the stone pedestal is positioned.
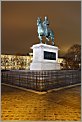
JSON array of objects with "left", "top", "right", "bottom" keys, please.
[{"left": 30, "top": 43, "right": 60, "bottom": 70}]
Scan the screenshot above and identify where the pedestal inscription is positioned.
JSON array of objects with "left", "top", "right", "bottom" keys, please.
[{"left": 44, "top": 51, "right": 56, "bottom": 60}]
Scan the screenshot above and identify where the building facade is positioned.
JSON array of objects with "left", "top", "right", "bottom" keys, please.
[{"left": 1, "top": 54, "right": 32, "bottom": 70}]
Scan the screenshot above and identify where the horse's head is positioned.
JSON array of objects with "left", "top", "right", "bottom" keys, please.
[{"left": 37, "top": 17, "right": 42, "bottom": 25}]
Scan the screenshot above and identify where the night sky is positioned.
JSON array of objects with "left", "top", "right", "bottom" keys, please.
[{"left": 1, "top": 1, "right": 81, "bottom": 56}]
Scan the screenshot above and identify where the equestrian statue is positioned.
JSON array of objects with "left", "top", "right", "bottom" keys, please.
[{"left": 37, "top": 16, "right": 55, "bottom": 46}]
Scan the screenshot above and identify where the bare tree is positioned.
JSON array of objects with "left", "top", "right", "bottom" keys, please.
[{"left": 64, "top": 44, "right": 81, "bottom": 69}]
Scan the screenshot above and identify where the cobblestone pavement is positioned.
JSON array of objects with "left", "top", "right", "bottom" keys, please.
[{"left": 1, "top": 84, "right": 81, "bottom": 121}]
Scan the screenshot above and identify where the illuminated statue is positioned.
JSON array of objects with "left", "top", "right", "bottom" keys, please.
[{"left": 37, "top": 16, "right": 54, "bottom": 45}]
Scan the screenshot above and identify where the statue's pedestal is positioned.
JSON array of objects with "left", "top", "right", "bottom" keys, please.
[{"left": 30, "top": 43, "right": 60, "bottom": 70}]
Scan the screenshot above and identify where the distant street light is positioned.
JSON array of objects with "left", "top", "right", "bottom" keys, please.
[
  {"left": 75, "top": 55, "right": 77, "bottom": 61},
  {"left": 79, "top": 63, "right": 81, "bottom": 68}
]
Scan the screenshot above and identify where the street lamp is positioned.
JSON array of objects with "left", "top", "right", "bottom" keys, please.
[{"left": 75, "top": 55, "right": 77, "bottom": 61}]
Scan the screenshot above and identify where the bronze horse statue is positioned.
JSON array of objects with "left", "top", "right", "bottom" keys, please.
[{"left": 37, "top": 16, "right": 55, "bottom": 45}]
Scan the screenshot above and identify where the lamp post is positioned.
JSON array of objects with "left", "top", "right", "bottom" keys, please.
[{"left": 75, "top": 55, "right": 77, "bottom": 61}]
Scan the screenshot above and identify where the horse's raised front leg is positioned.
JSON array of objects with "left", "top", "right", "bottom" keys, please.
[{"left": 38, "top": 34, "right": 42, "bottom": 43}]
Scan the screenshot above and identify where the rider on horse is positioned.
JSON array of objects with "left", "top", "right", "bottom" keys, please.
[
  {"left": 43, "top": 16, "right": 49, "bottom": 37},
  {"left": 37, "top": 16, "right": 55, "bottom": 46}
]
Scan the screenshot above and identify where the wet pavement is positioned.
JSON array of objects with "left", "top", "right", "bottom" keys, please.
[{"left": 1, "top": 84, "right": 81, "bottom": 120}]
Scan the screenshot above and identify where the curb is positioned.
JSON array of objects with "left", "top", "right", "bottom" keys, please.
[
  {"left": 2, "top": 83, "right": 81, "bottom": 94},
  {"left": 1, "top": 83, "right": 47, "bottom": 94}
]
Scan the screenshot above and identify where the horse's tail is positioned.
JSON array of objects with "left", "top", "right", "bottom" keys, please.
[
  {"left": 50, "top": 29, "right": 54, "bottom": 39},
  {"left": 48, "top": 28, "right": 54, "bottom": 35},
  {"left": 49, "top": 29, "right": 54, "bottom": 45}
]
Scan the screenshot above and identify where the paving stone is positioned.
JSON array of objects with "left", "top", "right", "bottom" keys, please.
[{"left": 1, "top": 84, "right": 81, "bottom": 120}]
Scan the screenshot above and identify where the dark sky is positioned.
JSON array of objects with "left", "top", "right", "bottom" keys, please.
[{"left": 1, "top": 1, "right": 81, "bottom": 56}]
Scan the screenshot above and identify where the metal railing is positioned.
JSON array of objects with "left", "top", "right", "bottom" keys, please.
[{"left": 1, "top": 70, "right": 81, "bottom": 91}]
